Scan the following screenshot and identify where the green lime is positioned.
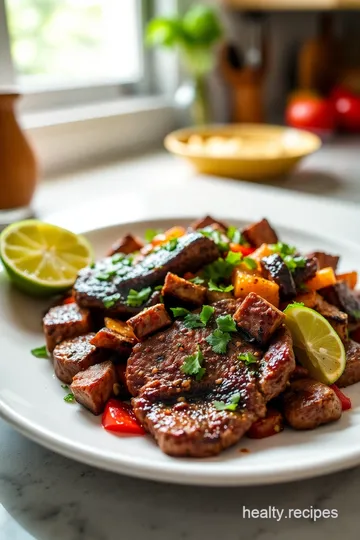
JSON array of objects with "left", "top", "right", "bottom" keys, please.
[
  {"left": 284, "top": 304, "right": 346, "bottom": 385},
  {"left": 0, "top": 220, "right": 93, "bottom": 297}
]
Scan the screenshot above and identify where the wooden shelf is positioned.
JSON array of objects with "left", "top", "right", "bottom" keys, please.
[{"left": 221, "top": 0, "right": 360, "bottom": 10}]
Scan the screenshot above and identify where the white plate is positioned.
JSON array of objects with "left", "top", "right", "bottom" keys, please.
[{"left": 1, "top": 217, "right": 360, "bottom": 486}]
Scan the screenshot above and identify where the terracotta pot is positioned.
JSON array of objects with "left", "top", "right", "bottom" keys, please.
[{"left": 0, "top": 92, "right": 38, "bottom": 210}]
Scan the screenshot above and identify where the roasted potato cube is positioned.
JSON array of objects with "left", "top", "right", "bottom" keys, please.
[
  {"left": 233, "top": 269, "right": 280, "bottom": 307},
  {"left": 162, "top": 272, "right": 206, "bottom": 307}
]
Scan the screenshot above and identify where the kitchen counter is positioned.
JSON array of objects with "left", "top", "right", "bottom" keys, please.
[{"left": 1, "top": 144, "right": 360, "bottom": 540}]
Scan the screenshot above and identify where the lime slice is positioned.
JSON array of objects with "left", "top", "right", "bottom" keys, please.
[
  {"left": 0, "top": 220, "right": 93, "bottom": 296},
  {"left": 284, "top": 304, "right": 346, "bottom": 384}
]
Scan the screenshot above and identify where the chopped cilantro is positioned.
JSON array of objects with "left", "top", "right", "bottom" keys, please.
[
  {"left": 225, "top": 251, "right": 242, "bottom": 266},
  {"left": 31, "top": 345, "right": 48, "bottom": 358},
  {"left": 126, "top": 287, "right": 152, "bottom": 307},
  {"left": 214, "top": 392, "right": 241, "bottom": 411},
  {"left": 111, "top": 253, "right": 125, "bottom": 264},
  {"left": 199, "top": 228, "right": 229, "bottom": 252},
  {"left": 243, "top": 257, "right": 257, "bottom": 270},
  {"left": 238, "top": 352, "right": 258, "bottom": 365},
  {"left": 283, "top": 255, "right": 306, "bottom": 272},
  {"left": 199, "top": 305, "right": 215, "bottom": 325},
  {"left": 96, "top": 269, "right": 118, "bottom": 282},
  {"left": 183, "top": 305, "right": 215, "bottom": 329},
  {"left": 189, "top": 276, "right": 205, "bottom": 285},
  {"left": 122, "top": 256, "right": 134, "bottom": 266},
  {"left": 270, "top": 242, "right": 297, "bottom": 257},
  {"left": 226, "top": 225, "right": 241, "bottom": 245},
  {"left": 208, "top": 280, "right": 234, "bottom": 293},
  {"left": 64, "top": 393, "right": 75, "bottom": 403},
  {"left": 61, "top": 384, "right": 69, "bottom": 390},
  {"left": 171, "top": 307, "right": 191, "bottom": 318},
  {"left": 216, "top": 314, "right": 237, "bottom": 333},
  {"left": 144, "top": 229, "right": 162, "bottom": 243},
  {"left": 103, "top": 293, "right": 121, "bottom": 309},
  {"left": 206, "top": 329, "right": 231, "bottom": 354},
  {"left": 164, "top": 238, "right": 178, "bottom": 251},
  {"left": 154, "top": 285, "right": 163, "bottom": 291},
  {"left": 181, "top": 345, "right": 206, "bottom": 380},
  {"left": 89, "top": 262, "right": 96, "bottom": 269},
  {"left": 204, "top": 252, "right": 241, "bottom": 283}
]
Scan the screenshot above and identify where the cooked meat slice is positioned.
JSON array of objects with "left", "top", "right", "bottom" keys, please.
[
  {"left": 292, "top": 256, "right": 318, "bottom": 288},
  {"left": 127, "top": 299, "right": 294, "bottom": 457},
  {"left": 314, "top": 294, "right": 348, "bottom": 342},
  {"left": 70, "top": 361, "right": 117, "bottom": 415},
  {"left": 257, "top": 326, "right": 296, "bottom": 401},
  {"left": 247, "top": 408, "right": 284, "bottom": 439},
  {"left": 74, "top": 232, "right": 219, "bottom": 316},
  {"left": 283, "top": 379, "right": 342, "bottom": 430},
  {"left": 90, "top": 327, "right": 134, "bottom": 357},
  {"left": 261, "top": 254, "right": 296, "bottom": 300},
  {"left": 128, "top": 304, "right": 172, "bottom": 340},
  {"left": 290, "top": 365, "right": 310, "bottom": 381},
  {"left": 206, "top": 289, "right": 233, "bottom": 304},
  {"left": 320, "top": 281, "right": 360, "bottom": 323},
  {"left": 233, "top": 292, "right": 285, "bottom": 346},
  {"left": 190, "top": 215, "right": 227, "bottom": 231},
  {"left": 108, "top": 234, "right": 144, "bottom": 257},
  {"left": 242, "top": 219, "right": 278, "bottom": 247},
  {"left": 162, "top": 272, "right": 206, "bottom": 307},
  {"left": 43, "top": 303, "right": 92, "bottom": 353},
  {"left": 337, "top": 340, "right": 360, "bottom": 387},
  {"left": 53, "top": 333, "right": 107, "bottom": 384},
  {"left": 308, "top": 251, "right": 340, "bottom": 271}
]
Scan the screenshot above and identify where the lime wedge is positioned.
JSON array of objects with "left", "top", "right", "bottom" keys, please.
[
  {"left": 0, "top": 220, "right": 93, "bottom": 296},
  {"left": 284, "top": 304, "right": 346, "bottom": 384}
]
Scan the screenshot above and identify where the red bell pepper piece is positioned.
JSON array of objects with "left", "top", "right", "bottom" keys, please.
[
  {"left": 102, "top": 399, "right": 145, "bottom": 435},
  {"left": 230, "top": 243, "right": 256, "bottom": 256},
  {"left": 247, "top": 409, "right": 284, "bottom": 439},
  {"left": 330, "top": 384, "right": 352, "bottom": 411}
]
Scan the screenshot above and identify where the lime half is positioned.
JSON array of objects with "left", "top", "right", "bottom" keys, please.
[
  {"left": 285, "top": 304, "right": 346, "bottom": 384},
  {"left": 0, "top": 220, "right": 93, "bottom": 296}
]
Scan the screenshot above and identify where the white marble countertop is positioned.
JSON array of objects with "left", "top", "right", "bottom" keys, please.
[{"left": 2, "top": 145, "right": 360, "bottom": 540}]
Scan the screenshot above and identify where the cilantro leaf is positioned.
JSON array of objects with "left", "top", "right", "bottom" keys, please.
[
  {"left": 181, "top": 345, "right": 206, "bottom": 380},
  {"left": 214, "top": 392, "right": 241, "bottom": 411},
  {"left": 31, "top": 345, "right": 48, "bottom": 358},
  {"left": 284, "top": 255, "right": 306, "bottom": 273},
  {"left": 226, "top": 225, "right": 241, "bottom": 245},
  {"left": 206, "top": 329, "right": 231, "bottom": 354},
  {"left": 216, "top": 314, "right": 237, "bottom": 333},
  {"left": 270, "top": 242, "right": 297, "bottom": 257},
  {"left": 111, "top": 253, "right": 125, "bottom": 264},
  {"left": 199, "top": 228, "right": 229, "bottom": 252},
  {"left": 225, "top": 250, "right": 242, "bottom": 266},
  {"left": 171, "top": 307, "right": 191, "bottom": 317},
  {"left": 64, "top": 393, "right": 75, "bottom": 403},
  {"left": 238, "top": 352, "right": 258, "bottom": 365},
  {"left": 183, "top": 305, "right": 214, "bottom": 329},
  {"left": 199, "top": 305, "right": 215, "bottom": 325},
  {"left": 61, "top": 384, "right": 69, "bottom": 390},
  {"left": 243, "top": 257, "right": 257, "bottom": 270},
  {"left": 164, "top": 238, "right": 178, "bottom": 251},
  {"left": 103, "top": 293, "right": 121, "bottom": 309},
  {"left": 189, "top": 276, "right": 205, "bottom": 285},
  {"left": 204, "top": 252, "right": 241, "bottom": 283},
  {"left": 154, "top": 284, "right": 163, "bottom": 291},
  {"left": 145, "top": 229, "right": 162, "bottom": 243},
  {"left": 208, "top": 280, "right": 234, "bottom": 293},
  {"left": 126, "top": 287, "right": 152, "bottom": 307}
]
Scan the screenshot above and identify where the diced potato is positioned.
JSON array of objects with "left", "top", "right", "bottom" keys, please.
[
  {"left": 336, "top": 271, "right": 358, "bottom": 290},
  {"left": 233, "top": 269, "right": 279, "bottom": 307},
  {"left": 293, "top": 290, "right": 317, "bottom": 308},
  {"left": 305, "top": 267, "right": 336, "bottom": 291},
  {"left": 250, "top": 243, "right": 273, "bottom": 263}
]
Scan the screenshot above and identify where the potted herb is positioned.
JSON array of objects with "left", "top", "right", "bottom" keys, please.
[{"left": 146, "top": 4, "right": 223, "bottom": 125}]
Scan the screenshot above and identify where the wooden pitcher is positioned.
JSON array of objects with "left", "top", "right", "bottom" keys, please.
[{"left": 0, "top": 92, "right": 37, "bottom": 210}]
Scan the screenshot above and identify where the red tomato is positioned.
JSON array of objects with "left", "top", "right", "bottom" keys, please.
[
  {"left": 330, "top": 384, "right": 352, "bottom": 411},
  {"left": 102, "top": 399, "right": 145, "bottom": 435},
  {"left": 247, "top": 409, "right": 284, "bottom": 439},
  {"left": 230, "top": 243, "right": 256, "bottom": 256},
  {"left": 331, "top": 86, "right": 360, "bottom": 132},
  {"left": 286, "top": 97, "right": 336, "bottom": 132}
]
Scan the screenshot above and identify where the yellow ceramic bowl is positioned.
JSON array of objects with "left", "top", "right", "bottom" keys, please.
[{"left": 164, "top": 124, "right": 321, "bottom": 181}]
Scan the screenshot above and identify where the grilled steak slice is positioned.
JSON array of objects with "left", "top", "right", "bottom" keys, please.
[
  {"left": 70, "top": 361, "right": 117, "bottom": 415},
  {"left": 308, "top": 251, "right": 340, "bottom": 271},
  {"left": 292, "top": 256, "right": 318, "bottom": 288},
  {"left": 74, "top": 232, "right": 219, "bottom": 316},
  {"left": 90, "top": 327, "right": 134, "bottom": 357},
  {"left": 127, "top": 299, "right": 295, "bottom": 457},
  {"left": 314, "top": 294, "right": 348, "bottom": 342},
  {"left": 128, "top": 304, "right": 172, "bottom": 340},
  {"left": 162, "top": 272, "right": 206, "bottom": 307},
  {"left": 242, "top": 219, "right": 278, "bottom": 247},
  {"left": 261, "top": 254, "right": 296, "bottom": 300},
  {"left": 283, "top": 379, "right": 342, "bottom": 430},
  {"left": 43, "top": 303, "right": 92, "bottom": 352},
  {"left": 190, "top": 215, "right": 227, "bottom": 232},
  {"left": 320, "top": 281, "right": 360, "bottom": 324},
  {"left": 233, "top": 292, "right": 285, "bottom": 346},
  {"left": 337, "top": 340, "right": 360, "bottom": 387},
  {"left": 53, "top": 333, "right": 107, "bottom": 384},
  {"left": 108, "top": 234, "right": 144, "bottom": 257}
]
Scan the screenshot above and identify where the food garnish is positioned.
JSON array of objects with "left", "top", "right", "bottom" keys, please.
[{"left": 181, "top": 345, "right": 206, "bottom": 380}]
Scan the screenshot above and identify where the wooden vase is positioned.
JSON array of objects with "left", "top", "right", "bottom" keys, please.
[{"left": 0, "top": 93, "right": 38, "bottom": 210}]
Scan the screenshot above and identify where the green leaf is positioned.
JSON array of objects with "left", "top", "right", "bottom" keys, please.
[
  {"left": 238, "top": 352, "right": 258, "bottom": 366},
  {"left": 146, "top": 18, "right": 184, "bottom": 48},
  {"left": 199, "top": 228, "right": 229, "bottom": 252},
  {"left": 171, "top": 307, "right": 191, "bottom": 318},
  {"left": 213, "top": 392, "right": 241, "bottom": 411},
  {"left": 144, "top": 228, "right": 162, "bottom": 243},
  {"left": 182, "top": 5, "right": 223, "bottom": 46},
  {"left": 64, "top": 393, "right": 75, "bottom": 403},
  {"left": 270, "top": 242, "right": 297, "bottom": 257},
  {"left": 164, "top": 238, "right": 178, "bottom": 251},
  {"left": 126, "top": 287, "right": 152, "bottom": 307},
  {"left": 103, "top": 293, "right": 121, "bottom": 309},
  {"left": 206, "top": 329, "right": 231, "bottom": 354},
  {"left": 199, "top": 305, "right": 215, "bottom": 325},
  {"left": 226, "top": 225, "right": 241, "bottom": 245},
  {"left": 181, "top": 345, "right": 206, "bottom": 380},
  {"left": 225, "top": 251, "right": 242, "bottom": 266},
  {"left": 204, "top": 252, "right": 240, "bottom": 283},
  {"left": 111, "top": 253, "right": 125, "bottom": 264},
  {"left": 216, "top": 314, "right": 237, "bottom": 333},
  {"left": 154, "top": 285, "right": 163, "bottom": 291},
  {"left": 31, "top": 345, "right": 48, "bottom": 358},
  {"left": 243, "top": 257, "right": 257, "bottom": 270},
  {"left": 208, "top": 280, "right": 234, "bottom": 293},
  {"left": 182, "top": 305, "right": 214, "bottom": 328},
  {"left": 284, "top": 255, "right": 306, "bottom": 273},
  {"left": 189, "top": 276, "right": 205, "bottom": 285}
]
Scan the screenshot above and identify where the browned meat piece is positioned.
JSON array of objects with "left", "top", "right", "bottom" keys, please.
[
  {"left": 90, "top": 327, "right": 135, "bottom": 357},
  {"left": 261, "top": 254, "right": 296, "bottom": 300},
  {"left": 74, "top": 232, "right": 219, "bottom": 316},
  {"left": 258, "top": 326, "right": 296, "bottom": 400},
  {"left": 233, "top": 292, "right": 285, "bottom": 346},
  {"left": 293, "top": 256, "right": 318, "bottom": 288},
  {"left": 53, "top": 333, "right": 108, "bottom": 384},
  {"left": 290, "top": 365, "right": 310, "bottom": 381},
  {"left": 206, "top": 289, "right": 233, "bottom": 304},
  {"left": 190, "top": 215, "right": 227, "bottom": 231},
  {"left": 314, "top": 294, "right": 348, "bottom": 342},
  {"left": 162, "top": 272, "right": 206, "bottom": 307},
  {"left": 108, "top": 234, "right": 144, "bottom": 257},
  {"left": 127, "top": 299, "right": 295, "bottom": 457},
  {"left": 320, "top": 281, "right": 360, "bottom": 323},
  {"left": 242, "top": 219, "right": 278, "bottom": 247},
  {"left": 283, "top": 379, "right": 342, "bottom": 430},
  {"left": 337, "top": 340, "right": 360, "bottom": 387},
  {"left": 70, "top": 361, "right": 117, "bottom": 415},
  {"left": 43, "top": 303, "right": 92, "bottom": 353},
  {"left": 128, "top": 304, "right": 172, "bottom": 340},
  {"left": 308, "top": 251, "right": 340, "bottom": 271}
]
